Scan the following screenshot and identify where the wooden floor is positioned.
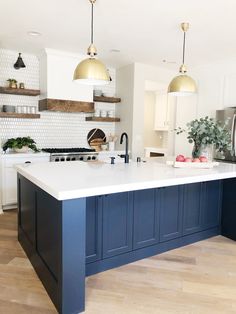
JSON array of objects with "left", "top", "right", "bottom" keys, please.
[{"left": 1, "top": 211, "right": 236, "bottom": 314}]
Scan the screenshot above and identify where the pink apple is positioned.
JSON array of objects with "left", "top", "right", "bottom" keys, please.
[
  {"left": 192, "top": 158, "right": 200, "bottom": 163},
  {"left": 199, "top": 156, "right": 208, "bottom": 162},
  {"left": 184, "top": 157, "right": 192, "bottom": 162},
  {"left": 176, "top": 155, "right": 185, "bottom": 162}
]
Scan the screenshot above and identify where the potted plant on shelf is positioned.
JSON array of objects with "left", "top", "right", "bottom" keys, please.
[
  {"left": 7, "top": 79, "right": 18, "bottom": 89},
  {"left": 175, "top": 116, "right": 231, "bottom": 160},
  {"left": 2, "top": 137, "right": 39, "bottom": 153}
]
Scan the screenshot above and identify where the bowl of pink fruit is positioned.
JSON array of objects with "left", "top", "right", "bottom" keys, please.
[{"left": 167, "top": 155, "right": 219, "bottom": 169}]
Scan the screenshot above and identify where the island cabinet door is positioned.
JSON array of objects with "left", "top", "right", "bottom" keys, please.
[
  {"left": 86, "top": 196, "right": 102, "bottom": 263},
  {"left": 102, "top": 192, "right": 133, "bottom": 258},
  {"left": 159, "top": 186, "right": 183, "bottom": 242},
  {"left": 201, "top": 180, "right": 222, "bottom": 230},
  {"left": 18, "top": 176, "right": 36, "bottom": 247},
  {"left": 183, "top": 183, "right": 202, "bottom": 235},
  {"left": 133, "top": 189, "right": 159, "bottom": 249}
]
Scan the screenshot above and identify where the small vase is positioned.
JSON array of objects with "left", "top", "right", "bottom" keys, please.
[
  {"left": 199, "top": 144, "right": 214, "bottom": 161},
  {"left": 192, "top": 144, "right": 213, "bottom": 161},
  {"left": 192, "top": 144, "right": 201, "bottom": 158},
  {"left": 9, "top": 82, "right": 17, "bottom": 89}
]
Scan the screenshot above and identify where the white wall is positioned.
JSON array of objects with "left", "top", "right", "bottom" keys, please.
[
  {"left": 116, "top": 62, "right": 177, "bottom": 158},
  {"left": 132, "top": 63, "right": 176, "bottom": 158},
  {"left": 115, "top": 64, "right": 135, "bottom": 150},
  {"left": 0, "top": 48, "right": 116, "bottom": 149}
]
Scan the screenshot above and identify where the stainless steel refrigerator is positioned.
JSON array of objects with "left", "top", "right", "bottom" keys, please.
[{"left": 215, "top": 108, "right": 236, "bottom": 162}]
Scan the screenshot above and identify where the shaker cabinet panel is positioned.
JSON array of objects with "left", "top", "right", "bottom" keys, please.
[
  {"left": 133, "top": 189, "right": 159, "bottom": 249},
  {"left": 86, "top": 196, "right": 102, "bottom": 263},
  {"left": 183, "top": 183, "right": 202, "bottom": 235},
  {"left": 3, "top": 167, "right": 17, "bottom": 205},
  {"left": 154, "top": 92, "right": 169, "bottom": 131},
  {"left": 102, "top": 192, "right": 133, "bottom": 258},
  {"left": 202, "top": 180, "right": 222, "bottom": 229},
  {"left": 18, "top": 176, "right": 36, "bottom": 247},
  {"left": 160, "top": 186, "right": 183, "bottom": 242},
  {"left": 36, "top": 189, "right": 60, "bottom": 280}
]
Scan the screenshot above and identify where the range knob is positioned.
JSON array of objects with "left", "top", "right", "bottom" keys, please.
[
  {"left": 66, "top": 157, "right": 71, "bottom": 161},
  {"left": 92, "top": 156, "right": 96, "bottom": 160},
  {"left": 80, "top": 157, "right": 84, "bottom": 161},
  {"left": 55, "top": 158, "right": 60, "bottom": 162},
  {"left": 87, "top": 156, "right": 91, "bottom": 161},
  {"left": 71, "top": 157, "right": 76, "bottom": 161},
  {"left": 61, "top": 158, "right": 65, "bottom": 162}
]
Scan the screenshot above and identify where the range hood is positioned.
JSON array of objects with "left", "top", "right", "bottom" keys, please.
[{"left": 39, "top": 49, "right": 94, "bottom": 112}]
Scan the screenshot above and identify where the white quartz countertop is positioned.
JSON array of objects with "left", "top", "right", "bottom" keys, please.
[{"left": 16, "top": 160, "right": 236, "bottom": 201}]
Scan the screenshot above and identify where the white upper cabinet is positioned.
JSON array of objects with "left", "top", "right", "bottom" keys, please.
[{"left": 154, "top": 91, "right": 170, "bottom": 131}]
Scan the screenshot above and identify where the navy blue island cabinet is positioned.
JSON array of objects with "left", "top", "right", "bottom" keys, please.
[{"left": 18, "top": 175, "right": 227, "bottom": 314}]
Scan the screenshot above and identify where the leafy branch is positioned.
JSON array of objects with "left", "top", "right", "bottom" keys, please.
[{"left": 175, "top": 116, "right": 231, "bottom": 153}]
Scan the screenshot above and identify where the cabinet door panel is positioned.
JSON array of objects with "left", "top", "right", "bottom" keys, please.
[
  {"left": 183, "top": 183, "right": 202, "bottom": 235},
  {"left": 133, "top": 189, "right": 159, "bottom": 249},
  {"left": 154, "top": 92, "right": 169, "bottom": 131},
  {"left": 202, "top": 181, "right": 222, "bottom": 229},
  {"left": 86, "top": 196, "right": 102, "bottom": 263},
  {"left": 3, "top": 167, "right": 17, "bottom": 205},
  {"left": 37, "top": 189, "right": 60, "bottom": 280},
  {"left": 222, "top": 178, "right": 236, "bottom": 240},
  {"left": 103, "top": 192, "right": 133, "bottom": 258},
  {"left": 160, "top": 186, "right": 182, "bottom": 242},
  {"left": 18, "top": 176, "right": 36, "bottom": 246}
]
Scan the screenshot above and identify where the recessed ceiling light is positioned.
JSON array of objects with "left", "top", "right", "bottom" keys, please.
[
  {"left": 110, "top": 49, "right": 120, "bottom": 53},
  {"left": 27, "top": 31, "right": 42, "bottom": 37}
]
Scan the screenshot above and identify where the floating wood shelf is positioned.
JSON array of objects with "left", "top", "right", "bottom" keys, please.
[
  {"left": 39, "top": 98, "right": 94, "bottom": 113},
  {"left": 0, "top": 112, "right": 40, "bottom": 119},
  {"left": 0, "top": 87, "right": 40, "bottom": 96},
  {"left": 86, "top": 117, "right": 120, "bottom": 122},
  {"left": 93, "top": 96, "right": 121, "bottom": 103}
]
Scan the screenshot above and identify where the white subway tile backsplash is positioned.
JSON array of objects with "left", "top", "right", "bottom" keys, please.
[{"left": 0, "top": 49, "right": 116, "bottom": 149}]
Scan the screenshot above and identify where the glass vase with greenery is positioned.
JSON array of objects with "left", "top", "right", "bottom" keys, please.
[{"left": 175, "top": 116, "right": 231, "bottom": 158}]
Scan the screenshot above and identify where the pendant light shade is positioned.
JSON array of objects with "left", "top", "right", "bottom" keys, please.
[
  {"left": 168, "top": 74, "right": 197, "bottom": 96},
  {"left": 168, "top": 23, "right": 197, "bottom": 96},
  {"left": 73, "top": 0, "right": 110, "bottom": 85},
  {"left": 73, "top": 58, "right": 110, "bottom": 85}
]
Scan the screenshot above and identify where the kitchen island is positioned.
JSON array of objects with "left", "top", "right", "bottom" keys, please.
[{"left": 16, "top": 160, "right": 236, "bottom": 314}]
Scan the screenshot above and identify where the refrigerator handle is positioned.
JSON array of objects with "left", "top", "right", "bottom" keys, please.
[{"left": 232, "top": 114, "right": 236, "bottom": 156}]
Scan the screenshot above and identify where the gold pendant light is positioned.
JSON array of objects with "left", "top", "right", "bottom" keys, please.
[
  {"left": 168, "top": 23, "right": 197, "bottom": 96},
  {"left": 73, "top": 0, "right": 110, "bottom": 85}
]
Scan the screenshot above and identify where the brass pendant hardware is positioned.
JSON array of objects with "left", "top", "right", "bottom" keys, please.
[
  {"left": 168, "top": 22, "right": 197, "bottom": 95},
  {"left": 181, "top": 22, "right": 189, "bottom": 32},
  {"left": 179, "top": 64, "right": 187, "bottom": 73},
  {"left": 87, "top": 44, "right": 97, "bottom": 57},
  {"left": 73, "top": 0, "right": 110, "bottom": 85}
]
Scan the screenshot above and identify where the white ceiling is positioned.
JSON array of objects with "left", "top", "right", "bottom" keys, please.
[{"left": 1, "top": 0, "right": 236, "bottom": 69}]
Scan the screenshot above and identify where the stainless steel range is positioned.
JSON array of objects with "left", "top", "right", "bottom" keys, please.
[{"left": 42, "top": 148, "right": 98, "bottom": 162}]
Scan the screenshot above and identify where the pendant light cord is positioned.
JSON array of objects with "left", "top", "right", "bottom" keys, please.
[
  {"left": 182, "top": 31, "right": 186, "bottom": 65},
  {"left": 91, "top": 2, "right": 94, "bottom": 44}
]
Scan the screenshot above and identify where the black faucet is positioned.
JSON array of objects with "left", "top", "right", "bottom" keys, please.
[{"left": 120, "top": 132, "right": 129, "bottom": 163}]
